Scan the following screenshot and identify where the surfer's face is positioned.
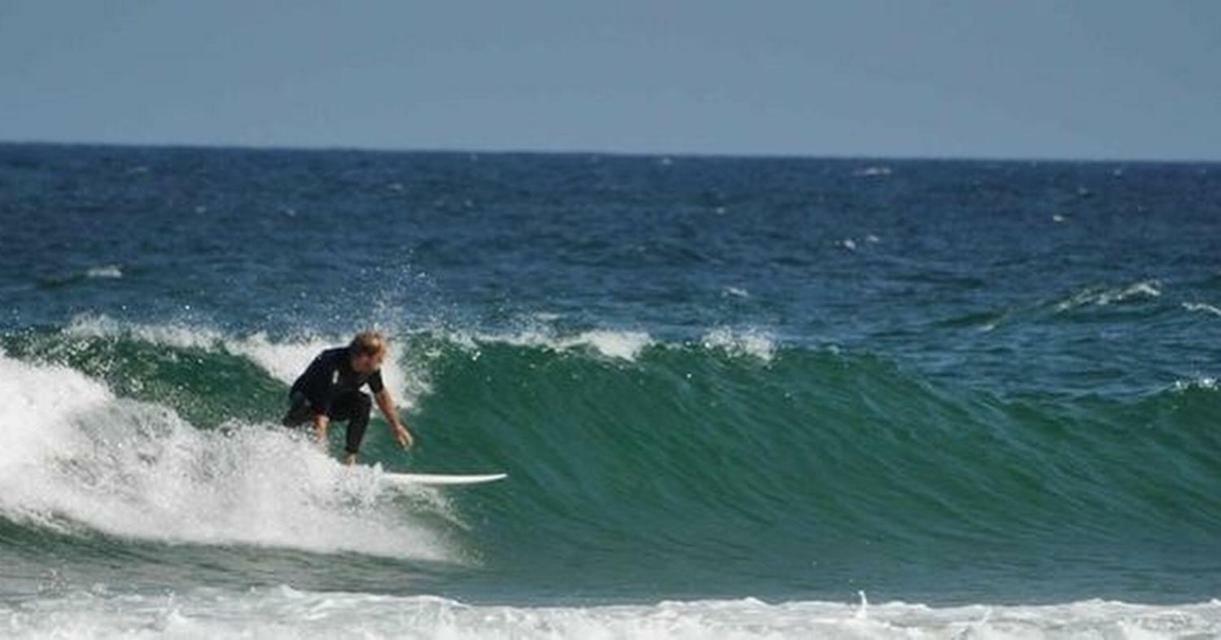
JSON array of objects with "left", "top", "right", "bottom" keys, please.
[{"left": 351, "top": 349, "right": 384, "bottom": 374}]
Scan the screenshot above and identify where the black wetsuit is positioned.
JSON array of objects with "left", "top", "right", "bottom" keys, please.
[{"left": 282, "top": 347, "right": 384, "bottom": 454}]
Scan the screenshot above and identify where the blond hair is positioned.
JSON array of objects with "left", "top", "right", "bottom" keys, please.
[{"left": 350, "top": 331, "right": 387, "bottom": 357}]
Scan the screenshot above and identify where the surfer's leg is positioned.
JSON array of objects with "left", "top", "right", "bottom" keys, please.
[
  {"left": 281, "top": 391, "right": 313, "bottom": 427},
  {"left": 329, "top": 391, "right": 372, "bottom": 455},
  {"left": 345, "top": 392, "right": 372, "bottom": 455}
]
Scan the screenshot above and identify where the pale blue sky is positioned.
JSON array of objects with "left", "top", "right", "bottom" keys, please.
[{"left": 2, "top": 1, "right": 1218, "bottom": 159}]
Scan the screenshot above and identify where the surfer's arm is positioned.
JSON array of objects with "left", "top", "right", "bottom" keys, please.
[
  {"left": 312, "top": 413, "right": 330, "bottom": 447},
  {"left": 374, "top": 388, "right": 414, "bottom": 448}
]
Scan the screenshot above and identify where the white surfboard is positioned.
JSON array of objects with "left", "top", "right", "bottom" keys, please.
[{"left": 381, "top": 472, "right": 507, "bottom": 487}]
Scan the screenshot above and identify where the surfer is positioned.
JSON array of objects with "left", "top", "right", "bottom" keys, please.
[{"left": 282, "top": 331, "right": 414, "bottom": 464}]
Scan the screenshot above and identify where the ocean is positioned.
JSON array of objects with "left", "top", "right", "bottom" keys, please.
[{"left": 1, "top": 142, "right": 1219, "bottom": 638}]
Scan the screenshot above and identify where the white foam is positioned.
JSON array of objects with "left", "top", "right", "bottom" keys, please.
[
  {"left": 0, "top": 353, "right": 451, "bottom": 559},
  {"left": 223, "top": 332, "right": 329, "bottom": 384},
  {"left": 1054, "top": 280, "right": 1162, "bottom": 311},
  {"left": 455, "top": 325, "right": 782, "bottom": 363},
  {"left": 66, "top": 314, "right": 221, "bottom": 350},
  {"left": 1114, "top": 280, "right": 1163, "bottom": 302},
  {"left": 1171, "top": 377, "right": 1218, "bottom": 392},
  {"left": 0, "top": 355, "right": 109, "bottom": 475},
  {"left": 701, "top": 328, "right": 776, "bottom": 362},
  {"left": 1183, "top": 301, "right": 1221, "bottom": 318},
  {"left": 455, "top": 327, "right": 654, "bottom": 361},
  {"left": 85, "top": 265, "right": 123, "bottom": 279},
  {"left": 5, "top": 588, "right": 1220, "bottom": 639},
  {"left": 561, "top": 330, "right": 652, "bottom": 360},
  {"left": 722, "top": 286, "right": 750, "bottom": 299}
]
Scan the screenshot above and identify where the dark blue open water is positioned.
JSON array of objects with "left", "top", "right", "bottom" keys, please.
[{"left": 1, "top": 143, "right": 1219, "bottom": 637}]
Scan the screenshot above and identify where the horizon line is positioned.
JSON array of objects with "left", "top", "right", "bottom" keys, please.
[{"left": 2, "top": 138, "right": 1219, "bottom": 166}]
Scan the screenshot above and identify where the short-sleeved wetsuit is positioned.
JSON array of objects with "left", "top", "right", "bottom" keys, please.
[{"left": 282, "top": 347, "right": 384, "bottom": 454}]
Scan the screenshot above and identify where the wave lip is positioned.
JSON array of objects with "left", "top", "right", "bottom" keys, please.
[
  {"left": 5, "top": 588, "right": 1221, "bottom": 639},
  {"left": 1053, "top": 279, "right": 1162, "bottom": 312},
  {"left": 62, "top": 315, "right": 425, "bottom": 408},
  {"left": 699, "top": 327, "right": 776, "bottom": 361},
  {"left": 452, "top": 327, "right": 655, "bottom": 361}
]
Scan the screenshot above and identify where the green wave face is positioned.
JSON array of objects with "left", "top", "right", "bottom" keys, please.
[{"left": 3, "top": 326, "right": 1218, "bottom": 602}]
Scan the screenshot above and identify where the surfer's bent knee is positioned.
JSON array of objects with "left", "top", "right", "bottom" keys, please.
[{"left": 281, "top": 391, "right": 313, "bottom": 427}]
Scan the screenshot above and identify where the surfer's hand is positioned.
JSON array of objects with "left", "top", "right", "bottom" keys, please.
[
  {"left": 313, "top": 414, "right": 330, "bottom": 448},
  {"left": 393, "top": 424, "right": 414, "bottom": 449}
]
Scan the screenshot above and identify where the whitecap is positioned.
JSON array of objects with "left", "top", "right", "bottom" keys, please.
[
  {"left": 1054, "top": 280, "right": 1161, "bottom": 311},
  {"left": 468, "top": 327, "right": 654, "bottom": 361},
  {"left": 722, "top": 286, "right": 750, "bottom": 299},
  {"left": 1171, "top": 377, "right": 1218, "bottom": 392},
  {"left": 701, "top": 328, "right": 776, "bottom": 362},
  {"left": 1183, "top": 301, "right": 1221, "bottom": 318},
  {"left": 853, "top": 166, "right": 892, "bottom": 177},
  {"left": 85, "top": 265, "right": 123, "bottom": 279}
]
